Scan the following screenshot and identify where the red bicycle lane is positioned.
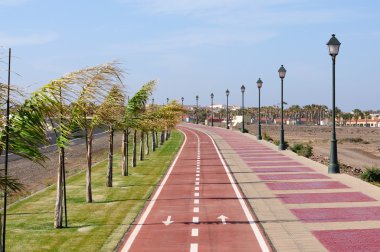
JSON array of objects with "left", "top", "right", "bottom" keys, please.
[{"left": 119, "top": 127, "right": 270, "bottom": 252}]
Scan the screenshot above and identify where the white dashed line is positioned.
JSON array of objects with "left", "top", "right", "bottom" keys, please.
[
  {"left": 194, "top": 199, "right": 199, "bottom": 204},
  {"left": 194, "top": 192, "right": 199, "bottom": 197},
  {"left": 190, "top": 243, "right": 198, "bottom": 252},
  {"left": 195, "top": 187, "right": 199, "bottom": 191},
  {"left": 196, "top": 170, "right": 200, "bottom": 174},
  {"left": 191, "top": 228, "right": 199, "bottom": 237},
  {"left": 195, "top": 182, "right": 200, "bottom": 186},
  {"left": 196, "top": 178, "right": 200, "bottom": 181},
  {"left": 193, "top": 207, "right": 199, "bottom": 213},
  {"left": 196, "top": 174, "right": 200, "bottom": 177},
  {"left": 192, "top": 216, "right": 199, "bottom": 223}
]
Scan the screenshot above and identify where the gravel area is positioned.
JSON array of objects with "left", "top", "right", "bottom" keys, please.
[{"left": 3, "top": 131, "right": 123, "bottom": 201}]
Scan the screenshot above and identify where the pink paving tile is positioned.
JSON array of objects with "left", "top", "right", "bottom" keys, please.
[
  {"left": 243, "top": 157, "right": 291, "bottom": 161},
  {"left": 253, "top": 167, "right": 314, "bottom": 173},
  {"left": 291, "top": 206, "right": 380, "bottom": 222},
  {"left": 278, "top": 192, "right": 376, "bottom": 204},
  {"left": 259, "top": 173, "right": 329, "bottom": 180},
  {"left": 313, "top": 229, "right": 380, "bottom": 252},
  {"left": 249, "top": 161, "right": 304, "bottom": 167},
  {"left": 266, "top": 181, "right": 349, "bottom": 190}
]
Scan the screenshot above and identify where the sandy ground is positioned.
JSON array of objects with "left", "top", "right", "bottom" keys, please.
[
  {"left": 242, "top": 123, "right": 380, "bottom": 170},
  {"left": 4, "top": 132, "right": 122, "bottom": 201}
]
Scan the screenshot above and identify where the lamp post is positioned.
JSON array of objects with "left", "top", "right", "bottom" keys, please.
[
  {"left": 152, "top": 98, "right": 154, "bottom": 106},
  {"left": 257, "top": 78, "right": 263, "bottom": 140},
  {"left": 278, "top": 65, "right": 286, "bottom": 150},
  {"left": 210, "top": 93, "right": 214, "bottom": 126},
  {"left": 226, "top": 89, "right": 230, "bottom": 129},
  {"left": 166, "top": 98, "right": 169, "bottom": 104},
  {"left": 196, "top": 95, "right": 199, "bottom": 124},
  {"left": 181, "top": 97, "right": 184, "bottom": 106},
  {"left": 2, "top": 48, "right": 11, "bottom": 252},
  {"left": 327, "top": 34, "right": 341, "bottom": 174},
  {"left": 241, "top": 85, "right": 246, "bottom": 133}
]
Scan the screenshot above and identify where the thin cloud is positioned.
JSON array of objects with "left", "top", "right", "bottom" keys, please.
[{"left": 0, "top": 32, "right": 59, "bottom": 47}]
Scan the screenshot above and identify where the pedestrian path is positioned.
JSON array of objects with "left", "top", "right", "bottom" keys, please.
[
  {"left": 118, "top": 127, "right": 270, "bottom": 252},
  {"left": 185, "top": 124, "right": 380, "bottom": 252}
]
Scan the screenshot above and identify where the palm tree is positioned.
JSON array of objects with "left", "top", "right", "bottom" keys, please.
[
  {"left": 125, "top": 80, "right": 156, "bottom": 168},
  {"left": 72, "top": 62, "right": 124, "bottom": 203},
  {"left": 97, "top": 85, "right": 125, "bottom": 187},
  {"left": 353, "top": 109, "right": 363, "bottom": 126},
  {"left": 363, "top": 111, "right": 371, "bottom": 127}
]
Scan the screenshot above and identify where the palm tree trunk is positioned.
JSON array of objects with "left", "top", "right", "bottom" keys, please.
[
  {"left": 152, "top": 130, "right": 156, "bottom": 152},
  {"left": 86, "top": 129, "right": 93, "bottom": 203},
  {"left": 155, "top": 131, "right": 159, "bottom": 148},
  {"left": 54, "top": 149, "right": 64, "bottom": 228},
  {"left": 145, "top": 131, "right": 149, "bottom": 155},
  {"left": 139, "top": 131, "right": 144, "bottom": 161},
  {"left": 132, "top": 129, "right": 137, "bottom": 167},
  {"left": 160, "top": 131, "right": 165, "bottom": 145},
  {"left": 164, "top": 129, "right": 168, "bottom": 141},
  {"left": 122, "top": 129, "right": 128, "bottom": 176},
  {"left": 106, "top": 126, "right": 113, "bottom": 187}
]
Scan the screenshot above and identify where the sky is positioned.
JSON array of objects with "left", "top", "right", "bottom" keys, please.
[{"left": 0, "top": 0, "right": 379, "bottom": 112}]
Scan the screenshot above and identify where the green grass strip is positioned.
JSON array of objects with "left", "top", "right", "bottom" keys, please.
[{"left": 6, "top": 130, "right": 183, "bottom": 252}]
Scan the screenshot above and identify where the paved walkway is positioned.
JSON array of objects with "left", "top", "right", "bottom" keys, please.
[
  {"left": 184, "top": 124, "right": 380, "bottom": 252},
  {"left": 118, "top": 127, "right": 270, "bottom": 251}
]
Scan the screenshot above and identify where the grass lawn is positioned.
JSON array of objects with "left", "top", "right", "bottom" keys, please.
[{"left": 6, "top": 130, "right": 183, "bottom": 252}]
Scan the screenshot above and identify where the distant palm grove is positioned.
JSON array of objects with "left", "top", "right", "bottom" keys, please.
[{"left": 191, "top": 104, "right": 379, "bottom": 127}]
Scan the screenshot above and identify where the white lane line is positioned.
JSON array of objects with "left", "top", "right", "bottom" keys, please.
[
  {"left": 195, "top": 182, "right": 200, "bottom": 186},
  {"left": 190, "top": 243, "right": 198, "bottom": 252},
  {"left": 191, "top": 228, "right": 199, "bottom": 237},
  {"left": 193, "top": 207, "right": 199, "bottom": 213},
  {"left": 194, "top": 199, "right": 199, "bottom": 204},
  {"left": 204, "top": 130, "right": 270, "bottom": 252},
  {"left": 194, "top": 192, "right": 199, "bottom": 197},
  {"left": 196, "top": 170, "right": 200, "bottom": 174},
  {"left": 120, "top": 129, "right": 188, "bottom": 252},
  {"left": 195, "top": 187, "right": 199, "bottom": 191},
  {"left": 196, "top": 174, "right": 200, "bottom": 177},
  {"left": 196, "top": 178, "right": 200, "bottom": 181},
  {"left": 192, "top": 217, "right": 199, "bottom": 223}
]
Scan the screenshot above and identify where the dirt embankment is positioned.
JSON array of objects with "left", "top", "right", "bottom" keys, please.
[
  {"left": 242, "top": 124, "right": 380, "bottom": 175},
  {"left": 5, "top": 132, "right": 123, "bottom": 201}
]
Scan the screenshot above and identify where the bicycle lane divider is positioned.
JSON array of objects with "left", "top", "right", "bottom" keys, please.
[
  {"left": 185, "top": 127, "right": 270, "bottom": 252},
  {"left": 119, "top": 128, "right": 198, "bottom": 252}
]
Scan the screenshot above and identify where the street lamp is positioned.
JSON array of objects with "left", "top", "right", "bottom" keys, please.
[
  {"left": 257, "top": 78, "right": 263, "bottom": 140},
  {"left": 241, "top": 85, "right": 246, "bottom": 133},
  {"left": 278, "top": 65, "right": 286, "bottom": 150},
  {"left": 226, "top": 89, "right": 230, "bottom": 129},
  {"left": 196, "top": 95, "right": 199, "bottom": 124},
  {"left": 210, "top": 93, "right": 214, "bottom": 126},
  {"left": 152, "top": 98, "right": 154, "bottom": 106},
  {"left": 327, "top": 34, "right": 341, "bottom": 174},
  {"left": 181, "top": 97, "right": 184, "bottom": 106},
  {"left": 166, "top": 97, "right": 169, "bottom": 104}
]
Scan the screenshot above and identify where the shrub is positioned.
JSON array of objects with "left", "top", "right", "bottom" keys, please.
[
  {"left": 273, "top": 140, "right": 289, "bottom": 149},
  {"left": 262, "top": 132, "right": 273, "bottom": 142},
  {"left": 291, "top": 143, "right": 313, "bottom": 158},
  {"left": 361, "top": 167, "right": 380, "bottom": 182},
  {"left": 339, "top": 137, "right": 364, "bottom": 143}
]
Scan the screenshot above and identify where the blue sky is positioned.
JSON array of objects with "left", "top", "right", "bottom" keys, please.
[{"left": 0, "top": 0, "right": 379, "bottom": 111}]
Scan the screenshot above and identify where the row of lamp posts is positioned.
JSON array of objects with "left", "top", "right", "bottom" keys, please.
[{"left": 186, "top": 34, "right": 341, "bottom": 174}]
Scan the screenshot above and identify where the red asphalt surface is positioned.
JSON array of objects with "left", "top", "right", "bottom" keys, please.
[
  {"left": 184, "top": 124, "right": 380, "bottom": 252},
  {"left": 119, "top": 127, "right": 269, "bottom": 252}
]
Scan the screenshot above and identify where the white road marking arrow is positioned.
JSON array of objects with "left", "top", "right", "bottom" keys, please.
[
  {"left": 162, "top": 216, "right": 174, "bottom": 226},
  {"left": 217, "top": 215, "right": 228, "bottom": 224}
]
